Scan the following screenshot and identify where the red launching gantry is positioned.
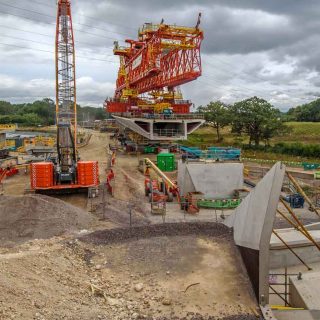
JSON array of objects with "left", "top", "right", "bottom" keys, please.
[{"left": 105, "top": 15, "right": 205, "bottom": 140}]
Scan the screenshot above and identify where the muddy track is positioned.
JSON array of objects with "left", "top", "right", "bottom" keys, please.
[{"left": 79, "top": 222, "right": 232, "bottom": 245}]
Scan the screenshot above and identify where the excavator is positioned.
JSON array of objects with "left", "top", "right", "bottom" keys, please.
[{"left": 30, "top": 0, "right": 99, "bottom": 194}]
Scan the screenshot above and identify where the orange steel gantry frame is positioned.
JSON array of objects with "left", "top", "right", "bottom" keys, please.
[{"left": 106, "top": 14, "right": 204, "bottom": 114}]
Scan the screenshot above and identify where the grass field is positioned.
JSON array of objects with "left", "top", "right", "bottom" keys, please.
[
  {"left": 274, "top": 122, "right": 320, "bottom": 144},
  {"left": 183, "top": 122, "right": 320, "bottom": 163}
]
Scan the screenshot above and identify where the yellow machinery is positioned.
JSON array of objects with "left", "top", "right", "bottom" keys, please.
[
  {"left": 144, "top": 157, "right": 180, "bottom": 201},
  {"left": 0, "top": 132, "right": 6, "bottom": 150},
  {"left": 0, "top": 124, "right": 17, "bottom": 131}
]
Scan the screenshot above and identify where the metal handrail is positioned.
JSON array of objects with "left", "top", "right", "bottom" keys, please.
[
  {"left": 153, "top": 129, "right": 182, "bottom": 137},
  {"left": 174, "top": 99, "right": 191, "bottom": 104},
  {"left": 113, "top": 112, "right": 204, "bottom": 120}
]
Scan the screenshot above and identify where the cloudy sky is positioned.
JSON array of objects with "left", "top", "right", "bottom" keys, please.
[{"left": 1, "top": 0, "right": 320, "bottom": 111}]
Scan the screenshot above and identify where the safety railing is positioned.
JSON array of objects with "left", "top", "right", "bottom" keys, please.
[
  {"left": 153, "top": 129, "right": 183, "bottom": 137},
  {"left": 269, "top": 269, "right": 301, "bottom": 307},
  {"left": 113, "top": 112, "right": 204, "bottom": 120},
  {"left": 174, "top": 99, "right": 192, "bottom": 104}
]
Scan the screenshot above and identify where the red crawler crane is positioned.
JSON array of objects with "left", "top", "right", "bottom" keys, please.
[
  {"left": 105, "top": 14, "right": 204, "bottom": 116},
  {"left": 30, "top": 0, "right": 99, "bottom": 193}
]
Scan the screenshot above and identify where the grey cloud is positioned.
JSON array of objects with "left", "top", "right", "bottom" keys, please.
[
  {"left": 306, "top": 92, "right": 320, "bottom": 97},
  {"left": 74, "top": 0, "right": 320, "bottom": 56}
]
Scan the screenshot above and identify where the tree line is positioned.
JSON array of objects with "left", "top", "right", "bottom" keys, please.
[
  {"left": 286, "top": 98, "right": 320, "bottom": 122},
  {"left": 0, "top": 98, "right": 106, "bottom": 126},
  {"left": 197, "top": 96, "right": 287, "bottom": 146},
  {"left": 198, "top": 97, "right": 320, "bottom": 146}
]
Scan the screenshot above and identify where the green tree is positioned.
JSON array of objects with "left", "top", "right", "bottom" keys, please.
[
  {"left": 0, "top": 101, "right": 15, "bottom": 115},
  {"left": 20, "top": 99, "right": 55, "bottom": 125},
  {"left": 230, "top": 96, "right": 286, "bottom": 146},
  {"left": 287, "top": 98, "right": 320, "bottom": 122},
  {"left": 22, "top": 113, "right": 43, "bottom": 126},
  {"left": 94, "top": 107, "right": 107, "bottom": 120},
  {"left": 198, "top": 101, "right": 230, "bottom": 142},
  {"left": 0, "top": 98, "right": 106, "bottom": 126}
]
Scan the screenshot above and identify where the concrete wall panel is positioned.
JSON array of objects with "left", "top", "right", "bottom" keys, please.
[
  {"left": 225, "top": 162, "right": 285, "bottom": 250},
  {"left": 177, "top": 161, "right": 243, "bottom": 198},
  {"left": 225, "top": 162, "right": 285, "bottom": 304},
  {"left": 177, "top": 160, "right": 195, "bottom": 196}
]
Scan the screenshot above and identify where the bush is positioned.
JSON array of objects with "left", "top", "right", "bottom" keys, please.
[{"left": 244, "top": 142, "right": 320, "bottom": 159}]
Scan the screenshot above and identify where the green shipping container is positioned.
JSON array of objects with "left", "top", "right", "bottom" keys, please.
[{"left": 157, "top": 153, "right": 175, "bottom": 172}]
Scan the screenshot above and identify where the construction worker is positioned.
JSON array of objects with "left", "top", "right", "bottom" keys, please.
[
  {"left": 144, "top": 165, "right": 151, "bottom": 177},
  {"left": 106, "top": 169, "right": 115, "bottom": 195},
  {"left": 106, "top": 169, "right": 115, "bottom": 181},
  {"left": 111, "top": 151, "right": 116, "bottom": 166},
  {"left": 181, "top": 152, "right": 187, "bottom": 163}
]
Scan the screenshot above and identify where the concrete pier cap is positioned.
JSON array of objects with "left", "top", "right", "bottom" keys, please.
[{"left": 113, "top": 115, "right": 205, "bottom": 141}]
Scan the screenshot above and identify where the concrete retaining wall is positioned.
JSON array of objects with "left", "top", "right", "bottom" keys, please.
[
  {"left": 177, "top": 160, "right": 244, "bottom": 198},
  {"left": 270, "top": 245, "right": 320, "bottom": 269},
  {"left": 270, "top": 227, "right": 320, "bottom": 268},
  {"left": 225, "top": 162, "right": 286, "bottom": 304}
]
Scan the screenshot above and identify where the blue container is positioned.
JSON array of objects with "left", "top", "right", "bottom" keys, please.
[
  {"left": 289, "top": 193, "right": 305, "bottom": 209},
  {"left": 207, "top": 147, "right": 241, "bottom": 160},
  {"left": 180, "top": 146, "right": 241, "bottom": 161}
]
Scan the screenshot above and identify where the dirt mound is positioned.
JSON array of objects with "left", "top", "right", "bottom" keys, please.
[
  {"left": 100, "top": 197, "right": 150, "bottom": 227},
  {"left": 0, "top": 194, "right": 92, "bottom": 245}
]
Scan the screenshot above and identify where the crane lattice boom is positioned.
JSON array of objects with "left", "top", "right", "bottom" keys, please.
[
  {"left": 56, "top": 0, "right": 76, "bottom": 126},
  {"left": 55, "top": 0, "right": 77, "bottom": 175}
]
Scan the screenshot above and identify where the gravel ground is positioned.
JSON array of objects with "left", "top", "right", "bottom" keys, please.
[
  {"left": 150, "top": 315, "right": 261, "bottom": 320},
  {"left": 0, "top": 132, "right": 261, "bottom": 319},
  {"left": 79, "top": 222, "right": 232, "bottom": 245}
]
